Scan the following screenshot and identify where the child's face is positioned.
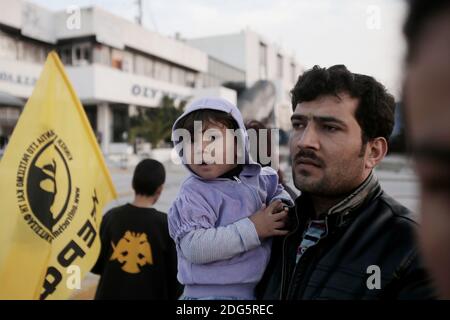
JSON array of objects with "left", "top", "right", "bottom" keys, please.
[{"left": 186, "top": 121, "right": 238, "bottom": 180}]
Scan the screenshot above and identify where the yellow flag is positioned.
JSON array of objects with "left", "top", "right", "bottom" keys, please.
[{"left": 0, "top": 52, "right": 117, "bottom": 300}]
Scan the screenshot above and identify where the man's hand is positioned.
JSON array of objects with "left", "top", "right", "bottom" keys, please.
[{"left": 249, "top": 200, "right": 289, "bottom": 239}]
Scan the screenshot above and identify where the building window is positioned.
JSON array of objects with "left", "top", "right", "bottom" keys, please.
[
  {"left": 111, "top": 105, "right": 129, "bottom": 143},
  {"left": 121, "top": 51, "right": 134, "bottom": 73},
  {"left": 58, "top": 43, "right": 93, "bottom": 66},
  {"left": 83, "top": 105, "right": 97, "bottom": 132},
  {"left": 111, "top": 49, "right": 124, "bottom": 70},
  {"left": 135, "top": 54, "right": 154, "bottom": 77},
  {"left": 144, "top": 57, "right": 154, "bottom": 77},
  {"left": 93, "top": 44, "right": 111, "bottom": 66},
  {"left": 259, "top": 42, "right": 268, "bottom": 79},
  {"left": 71, "top": 43, "right": 92, "bottom": 66},
  {"left": 185, "top": 71, "right": 196, "bottom": 88},
  {"left": 291, "top": 62, "right": 297, "bottom": 83},
  {"left": 59, "top": 47, "right": 72, "bottom": 65},
  {"left": 171, "top": 66, "right": 187, "bottom": 86},
  {"left": 106, "top": 49, "right": 133, "bottom": 72},
  {"left": 277, "top": 54, "right": 283, "bottom": 78},
  {"left": 154, "top": 60, "right": 171, "bottom": 82},
  {"left": 0, "top": 31, "right": 17, "bottom": 60},
  {"left": 17, "top": 41, "right": 47, "bottom": 64},
  {"left": 134, "top": 54, "right": 145, "bottom": 75}
]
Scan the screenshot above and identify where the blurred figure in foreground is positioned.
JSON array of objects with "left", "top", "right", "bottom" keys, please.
[{"left": 403, "top": 0, "right": 450, "bottom": 299}]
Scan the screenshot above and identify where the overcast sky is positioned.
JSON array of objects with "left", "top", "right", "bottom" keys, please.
[{"left": 30, "top": 0, "right": 408, "bottom": 98}]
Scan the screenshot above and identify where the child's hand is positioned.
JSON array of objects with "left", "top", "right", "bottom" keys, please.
[
  {"left": 249, "top": 200, "right": 289, "bottom": 239},
  {"left": 271, "top": 200, "right": 290, "bottom": 215}
]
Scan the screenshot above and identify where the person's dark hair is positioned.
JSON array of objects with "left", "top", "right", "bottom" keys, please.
[
  {"left": 245, "top": 120, "right": 273, "bottom": 167},
  {"left": 132, "top": 159, "right": 165, "bottom": 197},
  {"left": 404, "top": 0, "right": 450, "bottom": 63},
  {"left": 174, "top": 109, "right": 239, "bottom": 135},
  {"left": 291, "top": 65, "right": 396, "bottom": 144}
]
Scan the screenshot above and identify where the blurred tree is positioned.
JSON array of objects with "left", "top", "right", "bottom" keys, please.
[{"left": 129, "top": 96, "right": 186, "bottom": 150}]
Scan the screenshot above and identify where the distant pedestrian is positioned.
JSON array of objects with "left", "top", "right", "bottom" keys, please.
[
  {"left": 245, "top": 119, "right": 298, "bottom": 200},
  {"left": 92, "top": 159, "right": 182, "bottom": 300}
]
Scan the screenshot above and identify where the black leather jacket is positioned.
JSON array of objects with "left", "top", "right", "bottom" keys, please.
[{"left": 257, "top": 175, "right": 436, "bottom": 300}]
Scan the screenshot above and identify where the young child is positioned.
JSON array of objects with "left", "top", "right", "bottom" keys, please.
[
  {"left": 169, "top": 97, "right": 293, "bottom": 300},
  {"left": 92, "top": 159, "right": 182, "bottom": 300}
]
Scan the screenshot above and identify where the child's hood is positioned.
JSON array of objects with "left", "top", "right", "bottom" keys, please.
[{"left": 171, "top": 97, "right": 258, "bottom": 177}]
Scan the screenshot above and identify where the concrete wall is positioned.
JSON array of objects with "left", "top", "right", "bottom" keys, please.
[
  {"left": 187, "top": 29, "right": 303, "bottom": 129},
  {"left": 66, "top": 64, "right": 193, "bottom": 107},
  {"left": 21, "top": 1, "right": 56, "bottom": 43},
  {"left": 0, "top": 0, "right": 22, "bottom": 30},
  {"left": 192, "top": 86, "right": 237, "bottom": 105},
  {"left": 0, "top": 59, "right": 194, "bottom": 107},
  {"left": 0, "top": 0, "right": 55, "bottom": 43},
  {"left": 0, "top": 59, "right": 41, "bottom": 98},
  {"left": 244, "top": 30, "right": 260, "bottom": 86},
  {"left": 188, "top": 29, "right": 302, "bottom": 90},
  {"left": 187, "top": 33, "right": 246, "bottom": 72}
]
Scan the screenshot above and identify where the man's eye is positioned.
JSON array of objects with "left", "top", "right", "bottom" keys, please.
[
  {"left": 292, "top": 122, "right": 305, "bottom": 129},
  {"left": 323, "top": 125, "right": 338, "bottom": 132}
]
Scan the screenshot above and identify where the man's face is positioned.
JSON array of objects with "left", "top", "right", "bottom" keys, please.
[
  {"left": 187, "top": 121, "right": 237, "bottom": 180},
  {"left": 404, "top": 12, "right": 450, "bottom": 298},
  {"left": 290, "top": 93, "right": 370, "bottom": 197}
]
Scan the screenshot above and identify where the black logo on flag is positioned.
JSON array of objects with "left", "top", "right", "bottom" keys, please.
[
  {"left": 27, "top": 139, "right": 71, "bottom": 231},
  {"left": 16, "top": 130, "right": 79, "bottom": 243}
]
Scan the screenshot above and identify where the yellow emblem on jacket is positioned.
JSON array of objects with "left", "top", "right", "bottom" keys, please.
[{"left": 110, "top": 231, "right": 153, "bottom": 273}]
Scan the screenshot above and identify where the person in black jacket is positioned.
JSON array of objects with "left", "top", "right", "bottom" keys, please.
[
  {"left": 257, "top": 65, "right": 437, "bottom": 300},
  {"left": 92, "top": 159, "right": 182, "bottom": 300},
  {"left": 245, "top": 119, "right": 298, "bottom": 200},
  {"left": 403, "top": 0, "right": 450, "bottom": 299}
]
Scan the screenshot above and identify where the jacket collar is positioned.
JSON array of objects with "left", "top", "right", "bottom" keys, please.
[
  {"left": 326, "top": 172, "right": 381, "bottom": 218},
  {"left": 293, "top": 171, "right": 382, "bottom": 228}
]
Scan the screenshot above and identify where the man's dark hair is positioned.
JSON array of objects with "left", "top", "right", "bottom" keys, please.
[
  {"left": 174, "top": 109, "right": 239, "bottom": 135},
  {"left": 404, "top": 0, "right": 450, "bottom": 63},
  {"left": 132, "top": 159, "right": 165, "bottom": 197},
  {"left": 291, "top": 65, "right": 396, "bottom": 143}
]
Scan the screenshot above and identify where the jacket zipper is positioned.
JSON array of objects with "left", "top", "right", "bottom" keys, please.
[
  {"left": 289, "top": 221, "right": 339, "bottom": 299},
  {"left": 285, "top": 217, "right": 329, "bottom": 299},
  {"left": 234, "top": 175, "right": 263, "bottom": 212}
]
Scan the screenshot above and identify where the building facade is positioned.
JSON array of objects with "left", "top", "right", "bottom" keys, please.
[
  {"left": 0, "top": 1, "right": 302, "bottom": 156},
  {"left": 188, "top": 29, "right": 303, "bottom": 130},
  {"left": 0, "top": 0, "right": 210, "bottom": 154}
]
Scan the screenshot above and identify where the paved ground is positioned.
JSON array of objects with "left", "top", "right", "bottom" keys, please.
[
  {"left": 376, "top": 156, "right": 419, "bottom": 215},
  {"left": 104, "top": 159, "right": 189, "bottom": 214},
  {"left": 71, "top": 153, "right": 420, "bottom": 299}
]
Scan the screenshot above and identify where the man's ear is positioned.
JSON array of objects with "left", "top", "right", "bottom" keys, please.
[{"left": 365, "top": 137, "right": 388, "bottom": 169}]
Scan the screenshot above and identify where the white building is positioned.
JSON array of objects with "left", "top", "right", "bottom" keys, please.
[
  {"left": 188, "top": 29, "right": 303, "bottom": 130},
  {"left": 0, "top": 1, "right": 302, "bottom": 156},
  {"left": 0, "top": 0, "right": 212, "bottom": 154}
]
